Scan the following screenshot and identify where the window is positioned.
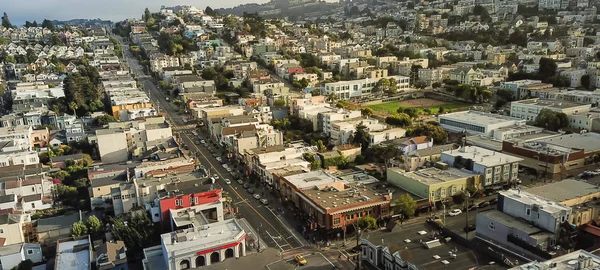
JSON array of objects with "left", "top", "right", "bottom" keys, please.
[
  {"left": 489, "top": 222, "right": 495, "bottom": 230},
  {"left": 175, "top": 199, "right": 180, "bottom": 206},
  {"left": 31, "top": 187, "right": 35, "bottom": 192},
  {"left": 526, "top": 208, "right": 531, "bottom": 216},
  {"left": 0, "top": 229, "right": 4, "bottom": 233},
  {"left": 194, "top": 197, "right": 199, "bottom": 204},
  {"left": 333, "top": 218, "right": 340, "bottom": 225},
  {"left": 27, "top": 249, "right": 33, "bottom": 255},
  {"left": 31, "top": 203, "right": 35, "bottom": 208}
]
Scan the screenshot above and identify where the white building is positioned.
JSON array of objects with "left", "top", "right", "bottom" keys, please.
[
  {"left": 320, "top": 109, "right": 362, "bottom": 135},
  {"left": 510, "top": 98, "right": 592, "bottom": 122},
  {"left": 499, "top": 79, "right": 543, "bottom": 100},
  {"left": 438, "top": 111, "right": 528, "bottom": 138},
  {"left": 441, "top": 146, "right": 522, "bottom": 187},
  {"left": 0, "top": 243, "right": 43, "bottom": 270},
  {"left": 509, "top": 250, "right": 600, "bottom": 269},
  {"left": 55, "top": 236, "right": 92, "bottom": 270},
  {"left": 142, "top": 219, "right": 247, "bottom": 270},
  {"left": 323, "top": 75, "right": 410, "bottom": 100}
]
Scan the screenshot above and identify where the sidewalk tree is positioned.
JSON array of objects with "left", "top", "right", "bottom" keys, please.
[
  {"left": 357, "top": 216, "right": 377, "bottom": 230},
  {"left": 395, "top": 193, "right": 417, "bottom": 217},
  {"left": 86, "top": 216, "right": 102, "bottom": 235}
]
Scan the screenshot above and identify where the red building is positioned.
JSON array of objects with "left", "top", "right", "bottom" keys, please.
[
  {"left": 287, "top": 67, "right": 303, "bottom": 75},
  {"left": 158, "top": 181, "right": 222, "bottom": 230}
]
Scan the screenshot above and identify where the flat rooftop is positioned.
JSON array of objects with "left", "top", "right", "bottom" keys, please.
[
  {"left": 299, "top": 180, "right": 390, "bottom": 212},
  {"left": 513, "top": 98, "right": 590, "bottom": 109},
  {"left": 479, "top": 210, "right": 546, "bottom": 235},
  {"left": 283, "top": 170, "right": 340, "bottom": 190},
  {"left": 524, "top": 179, "right": 600, "bottom": 204},
  {"left": 0, "top": 125, "right": 31, "bottom": 135},
  {"left": 443, "top": 146, "right": 523, "bottom": 166},
  {"left": 536, "top": 132, "right": 600, "bottom": 153},
  {"left": 161, "top": 219, "right": 244, "bottom": 254},
  {"left": 56, "top": 237, "right": 91, "bottom": 270},
  {"left": 511, "top": 249, "right": 600, "bottom": 270},
  {"left": 501, "top": 189, "right": 571, "bottom": 214},
  {"left": 388, "top": 167, "right": 477, "bottom": 186},
  {"left": 439, "top": 110, "right": 522, "bottom": 125}
]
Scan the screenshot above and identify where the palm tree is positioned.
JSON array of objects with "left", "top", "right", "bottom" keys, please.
[{"left": 69, "top": 102, "right": 78, "bottom": 116}]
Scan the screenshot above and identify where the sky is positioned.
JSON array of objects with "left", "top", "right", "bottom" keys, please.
[{"left": 3, "top": 0, "right": 269, "bottom": 26}]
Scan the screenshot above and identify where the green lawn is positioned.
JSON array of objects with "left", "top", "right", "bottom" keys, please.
[{"left": 367, "top": 101, "right": 470, "bottom": 115}]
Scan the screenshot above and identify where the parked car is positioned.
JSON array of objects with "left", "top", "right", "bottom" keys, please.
[
  {"left": 260, "top": 198, "right": 268, "bottom": 205},
  {"left": 200, "top": 140, "right": 206, "bottom": 144},
  {"left": 237, "top": 179, "right": 244, "bottom": 185},
  {"left": 448, "top": 209, "right": 462, "bottom": 216},
  {"left": 247, "top": 188, "right": 254, "bottom": 194},
  {"left": 253, "top": 194, "right": 261, "bottom": 200},
  {"left": 463, "top": 224, "right": 476, "bottom": 232},
  {"left": 224, "top": 179, "right": 231, "bottom": 185},
  {"left": 213, "top": 175, "right": 219, "bottom": 180},
  {"left": 477, "top": 201, "right": 490, "bottom": 208},
  {"left": 216, "top": 157, "right": 222, "bottom": 162},
  {"left": 243, "top": 183, "right": 249, "bottom": 189}
]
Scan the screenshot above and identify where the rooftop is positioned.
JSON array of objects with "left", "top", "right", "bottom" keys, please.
[
  {"left": 511, "top": 249, "right": 600, "bottom": 270},
  {"left": 439, "top": 110, "right": 523, "bottom": 125},
  {"left": 513, "top": 98, "right": 591, "bottom": 109},
  {"left": 500, "top": 189, "right": 571, "bottom": 214},
  {"left": 56, "top": 236, "right": 91, "bottom": 270},
  {"left": 525, "top": 179, "right": 600, "bottom": 205},
  {"left": 536, "top": 132, "right": 600, "bottom": 153},
  {"left": 479, "top": 210, "right": 546, "bottom": 235},
  {"left": 161, "top": 219, "right": 245, "bottom": 255},
  {"left": 443, "top": 146, "right": 523, "bottom": 166},
  {"left": 0, "top": 125, "right": 31, "bottom": 135},
  {"left": 299, "top": 179, "right": 391, "bottom": 213},
  {"left": 37, "top": 212, "right": 89, "bottom": 233},
  {"left": 388, "top": 167, "right": 477, "bottom": 186},
  {"left": 408, "top": 143, "right": 458, "bottom": 157},
  {"left": 283, "top": 170, "right": 340, "bottom": 190}
]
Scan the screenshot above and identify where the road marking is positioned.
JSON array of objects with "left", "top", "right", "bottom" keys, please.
[
  {"left": 317, "top": 252, "right": 335, "bottom": 266},
  {"left": 138, "top": 79, "right": 296, "bottom": 250},
  {"left": 266, "top": 206, "right": 307, "bottom": 246}
]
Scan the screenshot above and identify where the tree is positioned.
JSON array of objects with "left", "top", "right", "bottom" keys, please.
[
  {"left": 414, "top": 80, "right": 427, "bottom": 89},
  {"left": 12, "top": 259, "right": 33, "bottom": 270},
  {"left": 356, "top": 216, "right": 377, "bottom": 230},
  {"left": 205, "top": 6, "right": 215, "bottom": 16},
  {"left": 69, "top": 102, "right": 78, "bottom": 116},
  {"left": 110, "top": 213, "right": 157, "bottom": 252},
  {"left": 143, "top": 8, "right": 151, "bottom": 22},
  {"left": 375, "top": 78, "right": 391, "bottom": 94},
  {"left": 361, "top": 107, "right": 374, "bottom": 117},
  {"left": 400, "top": 107, "right": 419, "bottom": 119},
  {"left": 408, "top": 124, "right": 448, "bottom": 144},
  {"left": 71, "top": 221, "right": 88, "bottom": 237},
  {"left": 473, "top": 5, "right": 491, "bottom": 23},
  {"left": 533, "top": 108, "right": 569, "bottom": 131},
  {"left": 385, "top": 113, "right": 412, "bottom": 127},
  {"left": 539, "top": 57, "right": 558, "bottom": 79},
  {"left": 94, "top": 115, "right": 117, "bottom": 126},
  {"left": 41, "top": 19, "right": 54, "bottom": 31},
  {"left": 432, "top": 82, "right": 442, "bottom": 89},
  {"left": 316, "top": 140, "right": 326, "bottom": 152},
  {"left": 272, "top": 99, "right": 287, "bottom": 109},
  {"left": 581, "top": 75, "right": 591, "bottom": 90},
  {"left": 86, "top": 216, "right": 102, "bottom": 235},
  {"left": 481, "top": 89, "right": 493, "bottom": 101},
  {"left": 395, "top": 193, "right": 417, "bottom": 217},
  {"left": 352, "top": 123, "right": 370, "bottom": 150},
  {"left": 2, "top": 13, "right": 12, "bottom": 28},
  {"left": 438, "top": 106, "right": 445, "bottom": 114}
]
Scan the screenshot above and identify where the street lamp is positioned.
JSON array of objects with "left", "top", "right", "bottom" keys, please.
[{"left": 442, "top": 202, "right": 446, "bottom": 225}]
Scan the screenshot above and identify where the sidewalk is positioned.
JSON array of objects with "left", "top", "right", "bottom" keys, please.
[{"left": 237, "top": 218, "right": 269, "bottom": 252}]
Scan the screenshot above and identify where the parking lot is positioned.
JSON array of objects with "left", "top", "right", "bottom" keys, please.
[{"left": 266, "top": 253, "right": 335, "bottom": 270}]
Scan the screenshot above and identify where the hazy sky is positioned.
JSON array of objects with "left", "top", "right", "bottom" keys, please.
[{"left": 3, "top": 0, "right": 269, "bottom": 25}]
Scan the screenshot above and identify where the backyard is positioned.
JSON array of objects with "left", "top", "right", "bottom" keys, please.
[{"left": 366, "top": 98, "right": 470, "bottom": 116}]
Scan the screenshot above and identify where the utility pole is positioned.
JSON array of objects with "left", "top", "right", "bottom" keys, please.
[{"left": 465, "top": 191, "right": 471, "bottom": 239}]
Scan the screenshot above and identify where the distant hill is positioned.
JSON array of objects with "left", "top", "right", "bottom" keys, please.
[
  {"left": 216, "top": 3, "right": 271, "bottom": 16},
  {"left": 50, "top": 18, "right": 113, "bottom": 27}
]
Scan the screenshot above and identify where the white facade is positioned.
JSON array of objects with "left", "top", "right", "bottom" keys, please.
[
  {"left": 321, "top": 109, "right": 362, "bottom": 135},
  {"left": 441, "top": 146, "right": 522, "bottom": 187},
  {"left": 323, "top": 75, "right": 410, "bottom": 100},
  {"left": 438, "top": 111, "right": 526, "bottom": 136},
  {"left": 369, "top": 128, "right": 407, "bottom": 145},
  {"left": 510, "top": 98, "right": 592, "bottom": 122},
  {"left": 499, "top": 189, "right": 571, "bottom": 233}
]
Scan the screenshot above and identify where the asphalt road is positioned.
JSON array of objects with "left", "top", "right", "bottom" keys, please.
[{"left": 119, "top": 39, "right": 304, "bottom": 252}]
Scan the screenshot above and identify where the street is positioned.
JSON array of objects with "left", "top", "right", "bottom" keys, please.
[{"left": 120, "top": 38, "right": 305, "bottom": 252}]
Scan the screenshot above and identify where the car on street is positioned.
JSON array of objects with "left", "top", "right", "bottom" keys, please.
[
  {"left": 448, "top": 209, "right": 462, "bottom": 216},
  {"left": 477, "top": 201, "right": 490, "bottom": 208},
  {"left": 247, "top": 188, "right": 254, "bottom": 194},
  {"left": 294, "top": 255, "right": 307, "bottom": 266},
  {"left": 165, "top": 97, "right": 170, "bottom": 101},
  {"left": 253, "top": 194, "right": 261, "bottom": 200},
  {"left": 260, "top": 198, "right": 268, "bottom": 205},
  {"left": 224, "top": 179, "right": 231, "bottom": 185},
  {"left": 243, "top": 183, "right": 249, "bottom": 189},
  {"left": 200, "top": 140, "right": 206, "bottom": 144},
  {"left": 213, "top": 175, "right": 219, "bottom": 180},
  {"left": 216, "top": 157, "right": 222, "bottom": 162},
  {"left": 237, "top": 179, "right": 244, "bottom": 185},
  {"left": 226, "top": 168, "right": 232, "bottom": 173}
]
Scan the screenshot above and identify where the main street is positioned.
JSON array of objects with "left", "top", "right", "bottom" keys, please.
[{"left": 119, "top": 39, "right": 305, "bottom": 252}]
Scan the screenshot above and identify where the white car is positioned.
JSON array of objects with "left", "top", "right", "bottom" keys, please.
[
  {"left": 260, "top": 198, "right": 268, "bottom": 205},
  {"left": 216, "top": 157, "right": 222, "bottom": 162},
  {"left": 222, "top": 164, "right": 229, "bottom": 169},
  {"left": 200, "top": 140, "right": 206, "bottom": 144},
  {"left": 448, "top": 209, "right": 462, "bottom": 216},
  {"left": 212, "top": 175, "right": 220, "bottom": 180},
  {"left": 253, "top": 194, "right": 261, "bottom": 200},
  {"left": 224, "top": 179, "right": 231, "bottom": 185},
  {"left": 226, "top": 168, "right": 232, "bottom": 173}
]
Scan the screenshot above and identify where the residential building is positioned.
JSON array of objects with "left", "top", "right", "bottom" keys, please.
[
  {"left": 330, "top": 118, "right": 386, "bottom": 145},
  {"left": 387, "top": 167, "right": 480, "bottom": 204},
  {"left": 510, "top": 98, "right": 591, "bottom": 123},
  {"left": 441, "top": 146, "right": 522, "bottom": 187},
  {"left": 499, "top": 80, "right": 545, "bottom": 100},
  {"left": 55, "top": 236, "right": 92, "bottom": 270},
  {"left": 361, "top": 239, "right": 419, "bottom": 270},
  {"left": 323, "top": 76, "right": 410, "bottom": 100},
  {"left": 0, "top": 243, "right": 43, "bottom": 270},
  {"left": 554, "top": 89, "right": 600, "bottom": 105},
  {"left": 449, "top": 67, "right": 484, "bottom": 85},
  {"left": 396, "top": 136, "right": 433, "bottom": 154},
  {"left": 244, "top": 143, "right": 317, "bottom": 185},
  {"left": 320, "top": 109, "right": 362, "bottom": 135},
  {"left": 401, "top": 144, "right": 459, "bottom": 172},
  {"left": 95, "top": 241, "right": 128, "bottom": 270},
  {"left": 150, "top": 54, "right": 180, "bottom": 72},
  {"left": 96, "top": 117, "right": 172, "bottom": 163},
  {"left": 369, "top": 128, "right": 407, "bottom": 145},
  {"left": 509, "top": 250, "right": 600, "bottom": 269},
  {"left": 525, "top": 179, "right": 600, "bottom": 226},
  {"left": 0, "top": 213, "right": 28, "bottom": 246},
  {"left": 418, "top": 68, "right": 444, "bottom": 86},
  {"left": 37, "top": 212, "right": 90, "bottom": 243},
  {"left": 142, "top": 219, "right": 247, "bottom": 270},
  {"left": 174, "top": 75, "right": 216, "bottom": 94}
]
